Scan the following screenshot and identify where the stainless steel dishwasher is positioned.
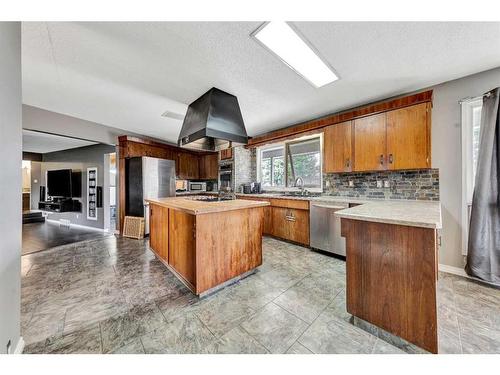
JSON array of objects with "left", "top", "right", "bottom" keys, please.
[{"left": 309, "top": 201, "right": 348, "bottom": 256}]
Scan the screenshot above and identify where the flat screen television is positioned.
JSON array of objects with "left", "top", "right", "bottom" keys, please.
[{"left": 47, "top": 169, "right": 73, "bottom": 197}]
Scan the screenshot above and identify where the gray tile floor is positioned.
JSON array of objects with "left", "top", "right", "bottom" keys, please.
[{"left": 21, "top": 236, "right": 500, "bottom": 354}]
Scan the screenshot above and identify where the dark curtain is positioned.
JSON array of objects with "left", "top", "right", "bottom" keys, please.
[{"left": 466, "top": 87, "right": 500, "bottom": 286}]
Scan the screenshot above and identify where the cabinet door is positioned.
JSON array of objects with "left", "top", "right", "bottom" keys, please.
[
  {"left": 178, "top": 152, "right": 199, "bottom": 179},
  {"left": 149, "top": 204, "right": 169, "bottom": 262},
  {"left": 220, "top": 148, "right": 233, "bottom": 160},
  {"left": 353, "top": 113, "right": 386, "bottom": 172},
  {"left": 270, "top": 207, "right": 288, "bottom": 239},
  {"left": 324, "top": 121, "right": 353, "bottom": 173},
  {"left": 200, "top": 154, "right": 218, "bottom": 179},
  {"left": 286, "top": 208, "right": 310, "bottom": 246},
  {"left": 386, "top": 103, "right": 430, "bottom": 170},
  {"left": 263, "top": 206, "right": 272, "bottom": 235},
  {"left": 168, "top": 210, "right": 196, "bottom": 286}
]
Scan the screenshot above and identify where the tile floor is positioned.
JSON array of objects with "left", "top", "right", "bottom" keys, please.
[
  {"left": 21, "top": 236, "right": 500, "bottom": 354},
  {"left": 22, "top": 221, "right": 111, "bottom": 255}
]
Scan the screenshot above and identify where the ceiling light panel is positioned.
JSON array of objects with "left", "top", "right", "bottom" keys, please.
[{"left": 252, "top": 22, "right": 339, "bottom": 88}]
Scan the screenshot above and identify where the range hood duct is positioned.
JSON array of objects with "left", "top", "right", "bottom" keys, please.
[{"left": 177, "top": 87, "right": 248, "bottom": 152}]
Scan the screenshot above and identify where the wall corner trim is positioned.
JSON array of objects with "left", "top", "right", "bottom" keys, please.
[{"left": 14, "top": 337, "right": 25, "bottom": 354}]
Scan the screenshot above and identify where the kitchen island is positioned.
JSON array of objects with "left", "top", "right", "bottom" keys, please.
[
  {"left": 336, "top": 201, "right": 442, "bottom": 353},
  {"left": 146, "top": 196, "right": 270, "bottom": 296}
]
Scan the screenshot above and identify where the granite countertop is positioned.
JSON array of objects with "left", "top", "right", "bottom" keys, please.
[
  {"left": 334, "top": 200, "right": 442, "bottom": 229},
  {"left": 147, "top": 197, "right": 270, "bottom": 215},
  {"left": 170, "top": 192, "right": 441, "bottom": 228},
  {"left": 234, "top": 193, "right": 442, "bottom": 229}
]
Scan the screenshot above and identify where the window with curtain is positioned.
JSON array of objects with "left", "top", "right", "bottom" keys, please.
[
  {"left": 258, "top": 135, "right": 322, "bottom": 190},
  {"left": 461, "top": 98, "right": 483, "bottom": 255}
]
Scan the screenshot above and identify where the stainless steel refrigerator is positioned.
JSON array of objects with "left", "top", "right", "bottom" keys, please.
[{"left": 125, "top": 156, "right": 175, "bottom": 234}]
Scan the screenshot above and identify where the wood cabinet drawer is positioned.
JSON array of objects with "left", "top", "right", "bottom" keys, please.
[{"left": 269, "top": 198, "right": 309, "bottom": 210}]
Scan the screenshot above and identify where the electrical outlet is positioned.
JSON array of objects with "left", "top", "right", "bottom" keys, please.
[
  {"left": 384, "top": 180, "right": 390, "bottom": 188},
  {"left": 6, "top": 339, "right": 11, "bottom": 354},
  {"left": 348, "top": 180, "right": 354, "bottom": 187},
  {"left": 376, "top": 180, "right": 382, "bottom": 188},
  {"left": 325, "top": 180, "right": 331, "bottom": 188}
]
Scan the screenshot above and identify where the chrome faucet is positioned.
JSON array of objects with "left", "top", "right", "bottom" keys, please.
[{"left": 295, "top": 177, "right": 305, "bottom": 194}]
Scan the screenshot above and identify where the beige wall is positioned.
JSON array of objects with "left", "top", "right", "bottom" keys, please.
[{"left": 431, "top": 66, "right": 500, "bottom": 268}]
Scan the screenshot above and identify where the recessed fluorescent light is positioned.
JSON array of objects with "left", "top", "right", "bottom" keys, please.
[{"left": 252, "top": 22, "right": 338, "bottom": 88}]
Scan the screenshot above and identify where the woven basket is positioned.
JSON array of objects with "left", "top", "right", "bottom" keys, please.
[{"left": 123, "top": 216, "right": 145, "bottom": 239}]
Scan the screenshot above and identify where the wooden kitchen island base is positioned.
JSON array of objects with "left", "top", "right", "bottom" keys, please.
[
  {"left": 341, "top": 218, "right": 438, "bottom": 353},
  {"left": 148, "top": 198, "right": 268, "bottom": 296}
]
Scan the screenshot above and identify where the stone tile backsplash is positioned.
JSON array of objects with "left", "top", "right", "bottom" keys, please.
[
  {"left": 323, "top": 169, "right": 440, "bottom": 201},
  {"left": 233, "top": 146, "right": 257, "bottom": 191},
  {"left": 233, "top": 145, "right": 439, "bottom": 200}
]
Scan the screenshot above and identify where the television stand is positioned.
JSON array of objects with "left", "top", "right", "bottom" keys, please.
[{"left": 38, "top": 199, "right": 82, "bottom": 213}]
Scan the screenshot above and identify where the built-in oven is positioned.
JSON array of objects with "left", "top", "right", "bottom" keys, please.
[
  {"left": 218, "top": 163, "right": 233, "bottom": 190},
  {"left": 189, "top": 181, "right": 207, "bottom": 192}
]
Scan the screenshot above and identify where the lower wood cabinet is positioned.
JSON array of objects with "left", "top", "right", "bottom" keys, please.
[
  {"left": 270, "top": 207, "right": 309, "bottom": 246},
  {"left": 149, "top": 204, "right": 169, "bottom": 261},
  {"left": 239, "top": 196, "right": 310, "bottom": 246},
  {"left": 168, "top": 209, "right": 196, "bottom": 285}
]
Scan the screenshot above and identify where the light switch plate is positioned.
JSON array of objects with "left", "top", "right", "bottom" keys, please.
[
  {"left": 376, "top": 180, "right": 382, "bottom": 188},
  {"left": 384, "top": 180, "right": 390, "bottom": 188}
]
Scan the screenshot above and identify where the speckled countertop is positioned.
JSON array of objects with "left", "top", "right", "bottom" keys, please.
[
  {"left": 334, "top": 200, "right": 442, "bottom": 229},
  {"left": 147, "top": 197, "right": 269, "bottom": 215},
  {"left": 234, "top": 193, "right": 442, "bottom": 229},
  {"left": 172, "top": 192, "right": 441, "bottom": 228}
]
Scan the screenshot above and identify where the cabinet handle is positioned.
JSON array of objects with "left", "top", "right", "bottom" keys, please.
[
  {"left": 389, "top": 154, "right": 393, "bottom": 164},
  {"left": 379, "top": 154, "right": 384, "bottom": 165},
  {"left": 285, "top": 216, "right": 296, "bottom": 222},
  {"left": 345, "top": 158, "right": 350, "bottom": 168}
]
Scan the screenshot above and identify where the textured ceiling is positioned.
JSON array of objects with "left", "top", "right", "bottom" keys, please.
[
  {"left": 22, "top": 22, "right": 500, "bottom": 143},
  {"left": 23, "top": 130, "right": 97, "bottom": 153}
]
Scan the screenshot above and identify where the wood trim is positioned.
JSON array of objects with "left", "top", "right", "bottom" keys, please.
[{"left": 247, "top": 90, "right": 433, "bottom": 147}]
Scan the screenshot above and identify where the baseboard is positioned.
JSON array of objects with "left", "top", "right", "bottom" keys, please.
[
  {"left": 439, "top": 264, "right": 468, "bottom": 277},
  {"left": 14, "top": 337, "right": 25, "bottom": 354},
  {"left": 46, "top": 219, "right": 105, "bottom": 232}
]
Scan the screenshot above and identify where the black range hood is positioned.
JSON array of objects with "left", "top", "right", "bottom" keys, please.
[{"left": 177, "top": 87, "right": 248, "bottom": 152}]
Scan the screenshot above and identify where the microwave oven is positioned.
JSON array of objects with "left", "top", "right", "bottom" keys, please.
[{"left": 189, "top": 182, "right": 207, "bottom": 192}]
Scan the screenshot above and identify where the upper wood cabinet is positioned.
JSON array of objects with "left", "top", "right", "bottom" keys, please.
[
  {"left": 199, "top": 154, "right": 218, "bottom": 180},
  {"left": 324, "top": 121, "right": 353, "bottom": 173},
  {"left": 386, "top": 102, "right": 431, "bottom": 170},
  {"left": 322, "top": 102, "right": 432, "bottom": 173},
  {"left": 353, "top": 113, "right": 387, "bottom": 172},
  {"left": 177, "top": 152, "right": 199, "bottom": 179},
  {"left": 220, "top": 148, "right": 233, "bottom": 160}
]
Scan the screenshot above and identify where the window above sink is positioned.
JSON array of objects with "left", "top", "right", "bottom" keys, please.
[{"left": 256, "top": 134, "right": 323, "bottom": 192}]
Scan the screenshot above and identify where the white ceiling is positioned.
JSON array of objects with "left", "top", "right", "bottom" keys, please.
[
  {"left": 23, "top": 129, "right": 97, "bottom": 153},
  {"left": 22, "top": 22, "right": 500, "bottom": 143}
]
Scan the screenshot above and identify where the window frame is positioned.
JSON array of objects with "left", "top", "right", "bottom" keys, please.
[
  {"left": 461, "top": 97, "right": 482, "bottom": 256},
  {"left": 256, "top": 133, "right": 323, "bottom": 192}
]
